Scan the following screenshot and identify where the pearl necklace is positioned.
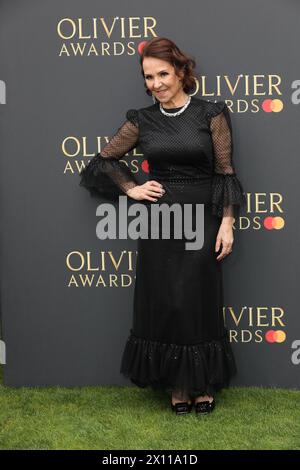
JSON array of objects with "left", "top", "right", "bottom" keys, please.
[{"left": 159, "top": 95, "right": 191, "bottom": 117}]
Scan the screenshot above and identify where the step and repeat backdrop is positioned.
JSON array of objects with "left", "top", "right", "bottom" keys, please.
[{"left": 0, "top": 0, "right": 299, "bottom": 387}]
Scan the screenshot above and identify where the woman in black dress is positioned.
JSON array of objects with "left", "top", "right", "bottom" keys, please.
[{"left": 79, "top": 37, "right": 246, "bottom": 415}]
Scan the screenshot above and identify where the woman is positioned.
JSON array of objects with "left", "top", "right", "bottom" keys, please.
[{"left": 79, "top": 37, "right": 246, "bottom": 415}]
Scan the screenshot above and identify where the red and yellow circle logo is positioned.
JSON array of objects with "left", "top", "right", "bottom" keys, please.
[
  {"left": 265, "top": 330, "right": 286, "bottom": 343},
  {"left": 263, "top": 216, "right": 285, "bottom": 230},
  {"left": 262, "top": 99, "right": 283, "bottom": 112}
]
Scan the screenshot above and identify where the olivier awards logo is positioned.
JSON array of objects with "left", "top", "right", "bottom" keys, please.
[
  {"left": 66, "top": 250, "right": 138, "bottom": 288},
  {"left": 199, "top": 73, "right": 284, "bottom": 113},
  {"left": 234, "top": 192, "right": 285, "bottom": 231},
  {"left": 62, "top": 135, "right": 141, "bottom": 177},
  {"left": 223, "top": 305, "right": 287, "bottom": 344},
  {"left": 57, "top": 17, "right": 158, "bottom": 57}
]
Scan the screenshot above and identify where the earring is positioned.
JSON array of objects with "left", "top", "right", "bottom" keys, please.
[{"left": 152, "top": 93, "right": 157, "bottom": 104}]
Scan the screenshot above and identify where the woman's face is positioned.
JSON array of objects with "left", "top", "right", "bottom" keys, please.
[{"left": 142, "top": 57, "right": 185, "bottom": 104}]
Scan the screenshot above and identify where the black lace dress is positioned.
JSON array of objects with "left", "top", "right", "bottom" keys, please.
[{"left": 79, "top": 96, "right": 246, "bottom": 399}]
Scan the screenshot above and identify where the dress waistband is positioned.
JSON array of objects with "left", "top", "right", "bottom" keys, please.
[{"left": 149, "top": 169, "right": 212, "bottom": 182}]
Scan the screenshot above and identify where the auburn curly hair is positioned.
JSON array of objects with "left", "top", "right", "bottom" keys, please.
[{"left": 139, "top": 37, "right": 197, "bottom": 98}]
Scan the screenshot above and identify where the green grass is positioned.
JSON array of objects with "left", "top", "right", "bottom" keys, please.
[{"left": 0, "top": 365, "right": 299, "bottom": 450}]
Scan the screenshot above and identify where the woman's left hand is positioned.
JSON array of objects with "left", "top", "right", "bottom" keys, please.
[{"left": 215, "top": 222, "right": 234, "bottom": 261}]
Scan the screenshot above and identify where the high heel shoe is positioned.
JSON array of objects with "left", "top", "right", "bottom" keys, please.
[
  {"left": 171, "top": 400, "right": 193, "bottom": 415},
  {"left": 194, "top": 397, "right": 215, "bottom": 415}
]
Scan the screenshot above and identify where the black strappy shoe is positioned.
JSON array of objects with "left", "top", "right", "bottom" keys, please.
[
  {"left": 194, "top": 397, "right": 215, "bottom": 415},
  {"left": 171, "top": 401, "right": 193, "bottom": 415}
]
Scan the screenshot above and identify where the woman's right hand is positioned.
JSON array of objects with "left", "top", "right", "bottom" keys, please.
[{"left": 126, "top": 181, "right": 165, "bottom": 201}]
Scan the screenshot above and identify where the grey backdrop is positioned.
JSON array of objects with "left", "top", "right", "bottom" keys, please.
[{"left": 0, "top": 0, "right": 299, "bottom": 388}]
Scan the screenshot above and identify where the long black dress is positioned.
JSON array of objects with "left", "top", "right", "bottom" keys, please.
[{"left": 79, "top": 96, "right": 246, "bottom": 399}]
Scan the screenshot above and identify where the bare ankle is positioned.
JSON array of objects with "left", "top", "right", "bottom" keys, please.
[
  {"left": 171, "top": 390, "right": 192, "bottom": 405},
  {"left": 194, "top": 394, "right": 214, "bottom": 404}
]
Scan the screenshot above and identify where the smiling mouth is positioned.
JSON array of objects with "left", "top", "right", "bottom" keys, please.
[{"left": 157, "top": 90, "right": 167, "bottom": 94}]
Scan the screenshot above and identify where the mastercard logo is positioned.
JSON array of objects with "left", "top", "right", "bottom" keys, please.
[
  {"left": 265, "top": 330, "right": 286, "bottom": 343},
  {"left": 262, "top": 99, "right": 283, "bottom": 112},
  {"left": 263, "top": 216, "right": 285, "bottom": 230},
  {"left": 141, "top": 160, "right": 149, "bottom": 173},
  {"left": 138, "top": 41, "right": 148, "bottom": 55}
]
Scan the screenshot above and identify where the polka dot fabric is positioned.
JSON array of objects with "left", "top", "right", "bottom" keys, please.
[
  {"left": 207, "top": 101, "right": 246, "bottom": 218},
  {"left": 79, "top": 96, "right": 246, "bottom": 218},
  {"left": 79, "top": 97, "right": 244, "bottom": 398},
  {"left": 79, "top": 117, "right": 139, "bottom": 199}
]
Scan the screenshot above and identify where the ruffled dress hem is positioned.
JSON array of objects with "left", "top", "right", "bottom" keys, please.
[{"left": 120, "top": 328, "right": 237, "bottom": 398}]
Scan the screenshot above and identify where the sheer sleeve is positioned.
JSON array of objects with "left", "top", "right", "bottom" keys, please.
[
  {"left": 79, "top": 109, "right": 139, "bottom": 200},
  {"left": 207, "top": 101, "right": 246, "bottom": 219}
]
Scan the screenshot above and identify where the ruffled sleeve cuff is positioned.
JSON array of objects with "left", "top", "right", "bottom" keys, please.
[
  {"left": 79, "top": 153, "right": 139, "bottom": 200},
  {"left": 211, "top": 173, "right": 247, "bottom": 219}
]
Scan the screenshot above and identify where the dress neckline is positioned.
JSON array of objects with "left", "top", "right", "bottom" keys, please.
[
  {"left": 159, "top": 96, "right": 194, "bottom": 112},
  {"left": 162, "top": 106, "right": 183, "bottom": 111}
]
